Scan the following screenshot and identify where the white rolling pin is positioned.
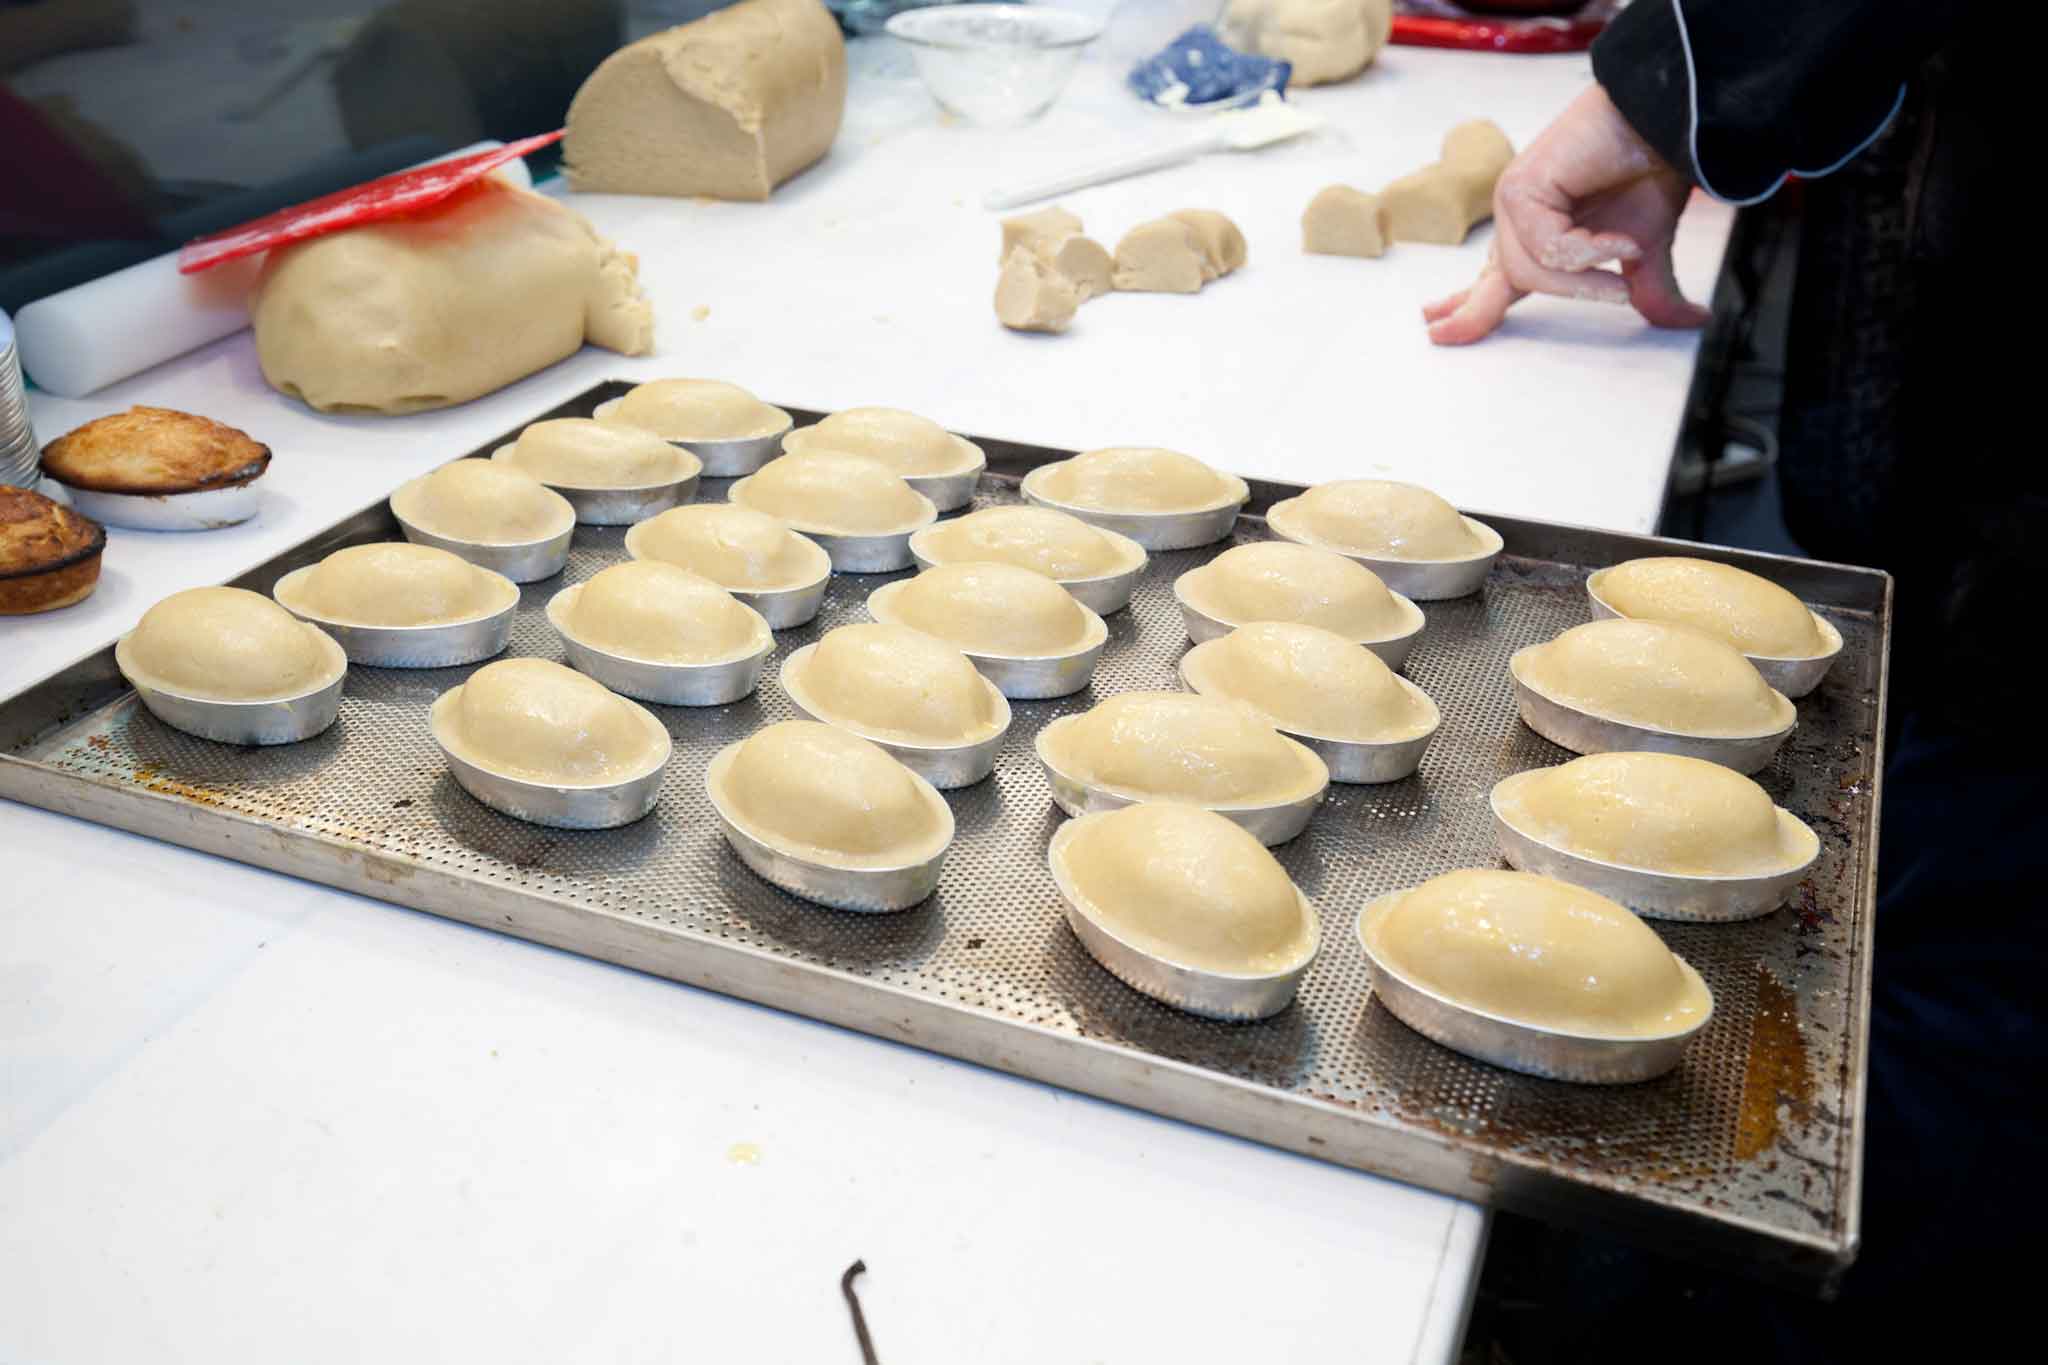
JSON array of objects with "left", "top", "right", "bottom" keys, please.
[{"left": 14, "top": 142, "right": 533, "bottom": 399}]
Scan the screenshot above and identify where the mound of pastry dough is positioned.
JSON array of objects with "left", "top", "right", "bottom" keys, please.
[
  {"left": 869, "top": 560, "right": 1102, "bottom": 657},
  {"left": 1221, "top": 0, "right": 1391, "bottom": 87},
  {"left": 553, "top": 561, "right": 769, "bottom": 664},
  {"left": 786, "top": 623, "right": 1006, "bottom": 747},
  {"left": 1267, "top": 479, "right": 1492, "bottom": 561},
  {"left": 1302, "top": 185, "right": 1385, "bottom": 259},
  {"left": 1589, "top": 558, "right": 1831, "bottom": 660},
  {"left": 564, "top": 0, "right": 846, "bottom": 203},
  {"left": 709, "top": 719, "right": 953, "bottom": 868},
  {"left": 1039, "top": 691, "right": 1327, "bottom": 807},
  {"left": 495, "top": 418, "right": 697, "bottom": 489},
  {"left": 252, "top": 180, "right": 652, "bottom": 415},
  {"left": 1176, "top": 541, "right": 1419, "bottom": 642},
  {"left": 119, "top": 586, "right": 344, "bottom": 702},
  {"left": 731, "top": 452, "right": 936, "bottom": 536},
  {"left": 1364, "top": 870, "right": 1712, "bottom": 1038},
  {"left": 994, "top": 205, "right": 1113, "bottom": 332},
  {"left": 1053, "top": 803, "right": 1316, "bottom": 975},
  {"left": 1182, "top": 621, "right": 1437, "bottom": 742},
  {"left": 602, "top": 378, "right": 790, "bottom": 442},
  {"left": 391, "top": 460, "right": 575, "bottom": 545},
  {"left": 1512, "top": 620, "right": 1795, "bottom": 739},
  {"left": 1493, "top": 751, "right": 1819, "bottom": 879},
  {"left": 996, "top": 248, "right": 1080, "bottom": 334},
  {"left": 624, "top": 503, "right": 829, "bottom": 591},
  {"left": 911, "top": 506, "right": 1144, "bottom": 583},
  {"left": 1026, "top": 446, "right": 1247, "bottom": 515},
  {"left": 278, "top": 542, "right": 515, "bottom": 627},
  {"left": 782, "top": 407, "right": 984, "bottom": 477},
  {"left": 1112, "top": 211, "right": 1246, "bottom": 293},
  {"left": 432, "top": 657, "right": 669, "bottom": 785}
]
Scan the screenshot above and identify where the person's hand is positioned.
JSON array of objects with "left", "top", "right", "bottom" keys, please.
[{"left": 1423, "top": 85, "right": 1711, "bottom": 346}]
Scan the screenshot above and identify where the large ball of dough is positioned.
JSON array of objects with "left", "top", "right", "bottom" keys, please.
[
  {"left": 715, "top": 719, "right": 950, "bottom": 864},
  {"left": 626, "top": 503, "right": 826, "bottom": 591},
  {"left": 123, "top": 586, "right": 342, "bottom": 701},
  {"left": 874, "top": 560, "right": 1097, "bottom": 656},
  {"left": 1182, "top": 621, "right": 1435, "bottom": 742},
  {"left": 1031, "top": 447, "right": 1245, "bottom": 514},
  {"left": 1268, "top": 479, "right": 1490, "bottom": 561},
  {"left": 497, "top": 418, "right": 693, "bottom": 488},
  {"left": 1365, "top": 869, "right": 1711, "bottom": 1038},
  {"left": 1513, "top": 619, "right": 1795, "bottom": 738},
  {"left": 438, "top": 657, "right": 666, "bottom": 784},
  {"left": 782, "top": 407, "right": 980, "bottom": 476},
  {"left": 1042, "top": 690, "right": 1325, "bottom": 806},
  {"left": 560, "top": 561, "right": 766, "bottom": 664},
  {"left": 1177, "top": 541, "right": 1414, "bottom": 641},
  {"left": 1590, "top": 557, "right": 1828, "bottom": 659},
  {"left": 1220, "top": 0, "right": 1392, "bottom": 88},
  {"left": 605, "top": 378, "right": 788, "bottom": 441},
  {"left": 913, "top": 505, "right": 1139, "bottom": 581},
  {"left": 284, "top": 542, "right": 511, "bottom": 627},
  {"left": 392, "top": 460, "right": 573, "bottom": 544},
  {"left": 1055, "top": 803, "right": 1314, "bottom": 974},
  {"left": 792, "top": 623, "right": 1003, "bottom": 745},
  {"left": 732, "top": 452, "right": 935, "bottom": 535}
]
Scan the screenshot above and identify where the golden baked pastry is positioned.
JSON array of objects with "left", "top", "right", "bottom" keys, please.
[
  {"left": 1492, "top": 752, "right": 1819, "bottom": 878},
  {"left": 708, "top": 720, "right": 953, "bottom": 869},
  {"left": 432, "top": 657, "right": 669, "bottom": 785},
  {"left": 553, "top": 561, "right": 770, "bottom": 664},
  {"left": 1180, "top": 621, "right": 1437, "bottom": 743},
  {"left": 1039, "top": 691, "right": 1327, "bottom": 807},
  {"left": 1026, "top": 446, "right": 1247, "bottom": 514},
  {"left": 731, "top": 452, "right": 936, "bottom": 537},
  {"left": 1267, "top": 479, "right": 1492, "bottom": 561},
  {"left": 782, "top": 406, "right": 983, "bottom": 476},
  {"left": 602, "top": 378, "right": 789, "bottom": 441},
  {"left": 910, "top": 505, "right": 1144, "bottom": 582},
  {"left": 1364, "top": 869, "right": 1712, "bottom": 1037},
  {"left": 785, "top": 623, "right": 1006, "bottom": 747},
  {"left": 494, "top": 417, "right": 697, "bottom": 489},
  {"left": 275, "top": 542, "right": 516, "bottom": 628},
  {"left": 1176, "top": 541, "right": 1419, "bottom": 642},
  {"left": 40, "top": 406, "right": 269, "bottom": 495},
  {"left": 1512, "top": 619, "right": 1794, "bottom": 739},
  {"left": 0, "top": 486, "right": 105, "bottom": 615},
  {"left": 869, "top": 560, "right": 1101, "bottom": 657},
  {"left": 390, "top": 460, "right": 575, "bottom": 545},
  {"left": 118, "top": 586, "right": 345, "bottom": 701},
  {"left": 1588, "top": 557, "right": 1831, "bottom": 659},
  {"left": 624, "top": 503, "right": 829, "bottom": 591}
]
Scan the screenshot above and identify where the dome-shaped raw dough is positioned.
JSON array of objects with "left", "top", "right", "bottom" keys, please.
[
  {"left": 1182, "top": 621, "right": 1436, "bottom": 742},
  {"left": 1513, "top": 619, "right": 1795, "bottom": 738},
  {"left": 496, "top": 417, "right": 693, "bottom": 488},
  {"left": 790, "top": 623, "right": 1004, "bottom": 746},
  {"left": 391, "top": 460, "right": 573, "bottom": 544},
  {"left": 559, "top": 561, "right": 767, "bottom": 663},
  {"left": 122, "top": 586, "right": 342, "bottom": 701},
  {"left": 1268, "top": 479, "right": 1490, "bottom": 561},
  {"left": 282, "top": 542, "right": 512, "bottom": 627},
  {"left": 782, "top": 407, "right": 981, "bottom": 476},
  {"left": 1590, "top": 558, "right": 1828, "bottom": 659},
  {"left": 913, "top": 506, "right": 1140, "bottom": 581},
  {"left": 1221, "top": 0, "right": 1391, "bottom": 87},
  {"left": 1031, "top": 447, "right": 1246, "bottom": 514},
  {"left": 1365, "top": 869, "right": 1712, "bottom": 1038},
  {"left": 872, "top": 560, "right": 1098, "bottom": 656},
  {"left": 1054, "top": 804, "right": 1315, "bottom": 974},
  {"left": 1177, "top": 541, "right": 1415, "bottom": 641},
  {"left": 625, "top": 503, "right": 826, "bottom": 591},
  {"left": 731, "top": 452, "right": 936, "bottom": 536},
  {"left": 713, "top": 720, "right": 951, "bottom": 866},
  {"left": 604, "top": 378, "right": 788, "bottom": 441},
  {"left": 1042, "top": 691, "right": 1326, "bottom": 806},
  {"left": 435, "top": 657, "right": 667, "bottom": 784},
  {"left": 1493, "top": 752, "right": 1818, "bottom": 877}
]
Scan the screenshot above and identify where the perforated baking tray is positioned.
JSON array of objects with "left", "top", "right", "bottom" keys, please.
[{"left": 0, "top": 381, "right": 1889, "bottom": 1286}]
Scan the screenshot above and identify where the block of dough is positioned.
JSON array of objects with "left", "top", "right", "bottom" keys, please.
[
  {"left": 1220, "top": 0, "right": 1392, "bottom": 87},
  {"left": 996, "top": 248, "right": 1079, "bottom": 333},
  {"left": 252, "top": 179, "right": 653, "bottom": 414},
  {"left": 999, "top": 205, "right": 1083, "bottom": 261},
  {"left": 1044, "top": 234, "right": 1114, "bottom": 302},
  {"left": 1302, "top": 185, "right": 1385, "bottom": 258},
  {"left": 1380, "top": 119, "right": 1515, "bottom": 246},
  {"left": 1111, "top": 218, "right": 1208, "bottom": 294},
  {"left": 1168, "top": 209, "right": 1247, "bottom": 278},
  {"left": 563, "top": 0, "right": 847, "bottom": 202}
]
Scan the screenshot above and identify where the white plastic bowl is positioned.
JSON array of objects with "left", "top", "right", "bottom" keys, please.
[{"left": 886, "top": 4, "right": 1103, "bottom": 128}]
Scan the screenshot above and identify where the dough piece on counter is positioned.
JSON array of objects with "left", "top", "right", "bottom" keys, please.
[
  {"left": 1380, "top": 119, "right": 1515, "bottom": 246},
  {"left": 1111, "top": 218, "right": 1209, "bottom": 294},
  {"left": 252, "top": 180, "right": 653, "bottom": 415},
  {"left": 999, "top": 205, "right": 1083, "bottom": 261},
  {"left": 995, "top": 248, "right": 1079, "bottom": 333},
  {"left": 563, "top": 0, "right": 846, "bottom": 202},
  {"left": 1169, "top": 209, "right": 1247, "bottom": 279},
  {"left": 1221, "top": 0, "right": 1392, "bottom": 87},
  {"left": 1302, "top": 185, "right": 1386, "bottom": 258},
  {"left": 1044, "top": 234, "right": 1115, "bottom": 302}
]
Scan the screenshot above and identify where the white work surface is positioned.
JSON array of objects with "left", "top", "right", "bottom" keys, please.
[{"left": 2, "top": 38, "right": 1732, "bottom": 1364}]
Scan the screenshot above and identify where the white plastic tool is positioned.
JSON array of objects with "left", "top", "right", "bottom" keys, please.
[{"left": 983, "top": 96, "right": 1322, "bottom": 211}]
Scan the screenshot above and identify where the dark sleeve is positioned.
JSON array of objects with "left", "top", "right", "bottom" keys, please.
[{"left": 1591, "top": 0, "right": 1971, "bottom": 203}]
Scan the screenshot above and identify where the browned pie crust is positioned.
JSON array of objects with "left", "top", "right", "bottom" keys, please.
[
  {"left": 40, "top": 406, "right": 271, "bottom": 496},
  {"left": 0, "top": 486, "right": 107, "bottom": 614}
]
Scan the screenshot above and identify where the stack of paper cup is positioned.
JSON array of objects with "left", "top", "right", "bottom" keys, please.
[{"left": 0, "top": 310, "right": 39, "bottom": 491}]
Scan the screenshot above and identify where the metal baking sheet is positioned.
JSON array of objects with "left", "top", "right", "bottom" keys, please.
[{"left": 0, "top": 380, "right": 1889, "bottom": 1286}]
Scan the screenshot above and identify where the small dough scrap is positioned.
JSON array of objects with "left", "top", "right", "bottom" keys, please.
[
  {"left": 1302, "top": 185, "right": 1385, "bottom": 258},
  {"left": 1029, "top": 447, "right": 1246, "bottom": 515},
  {"left": 1380, "top": 119, "right": 1515, "bottom": 246},
  {"left": 1267, "top": 479, "right": 1490, "bottom": 561},
  {"left": 434, "top": 657, "right": 667, "bottom": 784},
  {"left": 1054, "top": 803, "right": 1315, "bottom": 975},
  {"left": 558, "top": 561, "right": 768, "bottom": 664},
  {"left": 1366, "top": 870, "right": 1712, "bottom": 1038},
  {"left": 996, "top": 248, "right": 1079, "bottom": 333},
  {"left": 781, "top": 406, "right": 982, "bottom": 476},
  {"left": 871, "top": 560, "right": 1098, "bottom": 657},
  {"left": 1042, "top": 690, "right": 1327, "bottom": 807},
  {"left": 911, "top": 506, "right": 1142, "bottom": 582},
  {"left": 711, "top": 719, "right": 952, "bottom": 867},
  {"left": 603, "top": 378, "right": 789, "bottom": 441},
  {"left": 1221, "top": 0, "right": 1392, "bottom": 87},
  {"left": 1176, "top": 541, "right": 1415, "bottom": 642},
  {"left": 999, "top": 205, "right": 1083, "bottom": 261},
  {"left": 1182, "top": 621, "right": 1437, "bottom": 742},
  {"left": 1168, "top": 209, "right": 1247, "bottom": 278},
  {"left": 624, "top": 503, "right": 828, "bottom": 591},
  {"left": 731, "top": 452, "right": 936, "bottom": 536},
  {"left": 1512, "top": 619, "right": 1796, "bottom": 739},
  {"left": 1044, "top": 234, "right": 1115, "bottom": 302},
  {"left": 1112, "top": 218, "right": 1208, "bottom": 293},
  {"left": 121, "top": 586, "right": 343, "bottom": 702},
  {"left": 281, "top": 543, "right": 512, "bottom": 627},
  {"left": 495, "top": 418, "right": 696, "bottom": 489},
  {"left": 1493, "top": 752, "right": 1819, "bottom": 878},
  {"left": 789, "top": 623, "right": 1004, "bottom": 747},
  {"left": 1589, "top": 557, "right": 1828, "bottom": 660},
  {"left": 390, "top": 460, "right": 574, "bottom": 546}
]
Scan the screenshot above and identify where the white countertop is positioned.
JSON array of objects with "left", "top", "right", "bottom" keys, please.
[{"left": 2, "top": 37, "right": 1729, "bottom": 1364}]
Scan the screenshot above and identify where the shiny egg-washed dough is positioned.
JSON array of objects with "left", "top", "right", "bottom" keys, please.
[
  {"left": 624, "top": 503, "right": 826, "bottom": 591},
  {"left": 1494, "top": 752, "right": 1819, "bottom": 877},
  {"left": 781, "top": 407, "right": 982, "bottom": 476},
  {"left": 434, "top": 657, "right": 667, "bottom": 784},
  {"left": 789, "top": 623, "right": 1004, "bottom": 746},
  {"left": 121, "top": 586, "right": 343, "bottom": 702},
  {"left": 559, "top": 561, "right": 768, "bottom": 664},
  {"left": 1030, "top": 446, "right": 1246, "bottom": 514},
  {"left": 281, "top": 542, "right": 513, "bottom": 627},
  {"left": 731, "top": 452, "right": 935, "bottom": 535},
  {"left": 1182, "top": 621, "right": 1436, "bottom": 742},
  {"left": 711, "top": 719, "right": 952, "bottom": 867},
  {"left": 1268, "top": 478, "right": 1489, "bottom": 561},
  {"left": 604, "top": 378, "right": 789, "bottom": 441},
  {"left": 1591, "top": 557, "right": 1828, "bottom": 659},
  {"left": 1366, "top": 869, "right": 1712, "bottom": 1038},
  {"left": 1042, "top": 690, "right": 1326, "bottom": 806},
  {"left": 496, "top": 418, "right": 694, "bottom": 489},
  {"left": 872, "top": 561, "right": 1097, "bottom": 656},
  {"left": 391, "top": 460, "right": 574, "bottom": 545},
  {"left": 912, "top": 506, "right": 1141, "bottom": 581},
  {"left": 1178, "top": 541, "right": 1413, "bottom": 641},
  {"left": 1514, "top": 619, "right": 1795, "bottom": 738},
  {"left": 1055, "top": 804, "right": 1315, "bottom": 975}
]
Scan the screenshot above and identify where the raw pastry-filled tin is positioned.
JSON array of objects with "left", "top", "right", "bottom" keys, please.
[
  {"left": 112, "top": 630, "right": 346, "bottom": 746},
  {"left": 1507, "top": 656, "right": 1796, "bottom": 776},
  {"left": 1584, "top": 572, "right": 1845, "bottom": 700},
  {"left": 592, "top": 396, "right": 789, "bottom": 479},
  {"left": 544, "top": 585, "right": 771, "bottom": 708},
  {"left": 779, "top": 643, "right": 1010, "bottom": 789},
  {"left": 271, "top": 564, "right": 517, "bottom": 669}
]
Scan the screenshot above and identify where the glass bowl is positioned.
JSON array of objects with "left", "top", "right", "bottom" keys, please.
[{"left": 886, "top": 4, "right": 1103, "bottom": 127}]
